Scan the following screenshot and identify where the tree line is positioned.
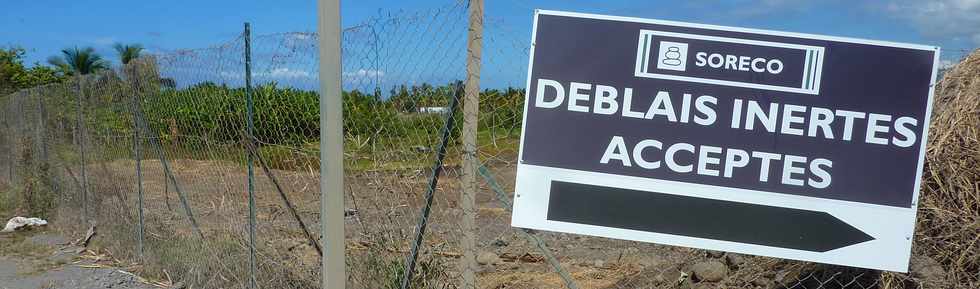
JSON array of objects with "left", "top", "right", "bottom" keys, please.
[{"left": 2, "top": 44, "right": 525, "bottom": 151}]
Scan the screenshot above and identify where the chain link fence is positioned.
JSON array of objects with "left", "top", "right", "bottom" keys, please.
[{"left": 1, "top": 2, "right": 975, "bottom": 289}]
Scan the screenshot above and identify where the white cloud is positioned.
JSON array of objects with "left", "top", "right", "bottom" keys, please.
[
  {"left": 878, "top": 0, "right": 980, "bottom": 44},
  {"left": 732, "top": 0, "right": 814, "bottom": 16},
  {"left": 686, "top": 0, "right": 815, "bottom": 17},
  {"left": 219, "top": 70, "right": 244, "bottom": 80},
  {"left": 258, "top": 67, "right": 314, "bottom": 79},
  {"left": 342, "top": 69, "right": 385, "bottom": 79},
  {"left": 213, "top": 68, "right": 316, "bottom": 81}
]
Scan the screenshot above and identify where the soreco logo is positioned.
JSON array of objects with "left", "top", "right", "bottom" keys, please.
[
  {"left": 635, "top": 30, "right": 825, "bottom": 95},
  {"left": 656, "top": 41, "right": 689, "bottom": 72}
]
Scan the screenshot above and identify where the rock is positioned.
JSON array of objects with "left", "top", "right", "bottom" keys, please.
[
  {"left": 638, "top": 254, "right": 665, "bottom": 267},
  {"left": 593, "top": 259, "right": 605, "bottom": 268},
  {"left": 706, "top": 250, "right": 725, "bottom": 258},
  {"left": 751, "top": 277, "right": 773, "bottom": 287},
  {"left": 476, "top": 252, "right": 501, "bottom": 265},
  {"left": 724, "top": 253, "right": 746, "bottom": 268},
  {"left": 657, "top": 268, "right": 687, "bottom": 285},
  {"left": 492, "top": 239, "right": 509, "bottom": 247},
  {"left": 910, "top": 255, "right": 947, "bottom": 286},
  {"left": 692, "top": 261, "right": 728, "bottom": 282}
]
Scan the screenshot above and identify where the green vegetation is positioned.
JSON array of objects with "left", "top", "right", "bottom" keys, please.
[
  {"left": 0, "top": 47, "right": 65, "bottom": 95},
  {"left": 112, "top": 43, "right": 143, "bottom": 65},
  {"left": 46, "top": 47, "right": 110, "bottom": 76},
  {"left": 4, "top": 43, "right": 524, "bottom": 171},
  {"left": 138, "top": 79, "right": 524, "bottom": 170}
]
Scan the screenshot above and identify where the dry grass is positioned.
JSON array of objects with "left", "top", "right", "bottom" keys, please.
[{"left": 899, "top": 49, "right": 980, "bottom": 289}]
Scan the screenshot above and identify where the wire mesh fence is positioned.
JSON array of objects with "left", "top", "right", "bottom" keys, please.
[{"left": 0, "top": 2, "right": 975, "bottom": 289}]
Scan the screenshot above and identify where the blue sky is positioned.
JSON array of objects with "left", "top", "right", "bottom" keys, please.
[{"left": 2, "top": 0, "right": 978, "bottom": 89}]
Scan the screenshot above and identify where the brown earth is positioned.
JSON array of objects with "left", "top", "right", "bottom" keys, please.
[{"left": 66, "top": 153, "right": 871, "bottom": 289}]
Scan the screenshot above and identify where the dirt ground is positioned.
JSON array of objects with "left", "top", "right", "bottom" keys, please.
[
  {"left": 77, "top": 155, "right": 845, "bottom": 289},
  {"left": 0, "top": 229, "right": 158, "bottom": 289}
]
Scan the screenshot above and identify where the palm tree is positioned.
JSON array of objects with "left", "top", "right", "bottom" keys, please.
[
  {"left": 47, "top": 47, "right": 109, "bottom": 76},
  {"left": 113, "top": 43, "right": 143, "bottom": 65}
]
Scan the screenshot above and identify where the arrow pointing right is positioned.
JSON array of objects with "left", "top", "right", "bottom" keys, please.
[{"left": 546, "top": 181, "right": 874, "bottom": 252}]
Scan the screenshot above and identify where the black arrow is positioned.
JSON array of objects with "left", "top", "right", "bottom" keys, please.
[{"left": 547, "top": 181, "right": 874, "bottom": 252}]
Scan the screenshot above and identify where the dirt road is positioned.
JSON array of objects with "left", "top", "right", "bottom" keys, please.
[{"left": 0, "top": 229, "right": 157, "bottom": 289}]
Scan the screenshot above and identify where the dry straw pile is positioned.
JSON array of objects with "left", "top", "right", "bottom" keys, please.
[{"left": 896, "top": 50, "right": 980, "bottom": 289}]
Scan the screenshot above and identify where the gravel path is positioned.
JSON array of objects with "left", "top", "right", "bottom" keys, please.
[{"left": 0, "top": 230, "right": 157, "bottom": 289}]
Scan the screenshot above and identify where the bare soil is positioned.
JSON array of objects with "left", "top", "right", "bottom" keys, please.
[
  {"left": 77, "top": 155, "right": 842, "bottom": 289},
  {"left": 0, "top": 229, "right": 157, "bottom": 289}
]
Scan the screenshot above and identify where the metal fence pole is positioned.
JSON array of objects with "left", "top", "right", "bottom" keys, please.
[
  {"left": 32, "top": 90, "right": 42, "bottom": 167},
  {"left": 130, "top": 71, "right": 147, "bottom": 261},
  {"left": 400, "top": 84, "right": 463, "bottom": 289},
  {"left": 76, "top": 76, "right": 90, "bottom": 224},
  {"left": 37, "top": 90, "right": 50, "bottom": 173},
  {"left": 461, "top": 0, "right": 483, "bottom": 287},
  {"left": 3, "top": 118, "right": 11, "bottom": 185},
  {"left": 244, "top": 22, "right": 259, "bottom": 289},
  {"left": 319, "top": 0, "right": 347, "bottom": 288},
  {"left": 13, "top": 96, "right": 24, "bottom": 187}
]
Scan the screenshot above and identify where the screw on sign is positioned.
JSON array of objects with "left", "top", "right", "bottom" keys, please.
[{"left": 512, "top": 10, "right": 939, "bottom": 272}]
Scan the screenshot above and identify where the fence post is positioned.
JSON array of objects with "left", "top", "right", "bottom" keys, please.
[
  {"left": 3, "top": 116, "right": 11, "bottom": 185},
  {"left": 461, "top": 0, "right": 483, "bottom": 288},
  {"left": 32, "top": 90, "right": 42, "bottom": 167},
  {"left": 243, "top": 22, "right": 259, "bottom": 289},
  {"left": 129, "top": 65, "right": 147, "bottom": 261},
  {"left": 76, "top": 76, "right": 90, "bottom": 224},
  {"left": 319, "top": 0, "right": 347, "bottom": 288},
  {"left": 13, "top": 95, "right": 23, "bottom": 187},
  {"left": 37, "top": 90, "right": 50, "bottom": 173}
]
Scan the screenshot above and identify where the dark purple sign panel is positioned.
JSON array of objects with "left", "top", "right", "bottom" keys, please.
[{"left": 520, "top": 12, "right": 937, "bottom": 208}]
